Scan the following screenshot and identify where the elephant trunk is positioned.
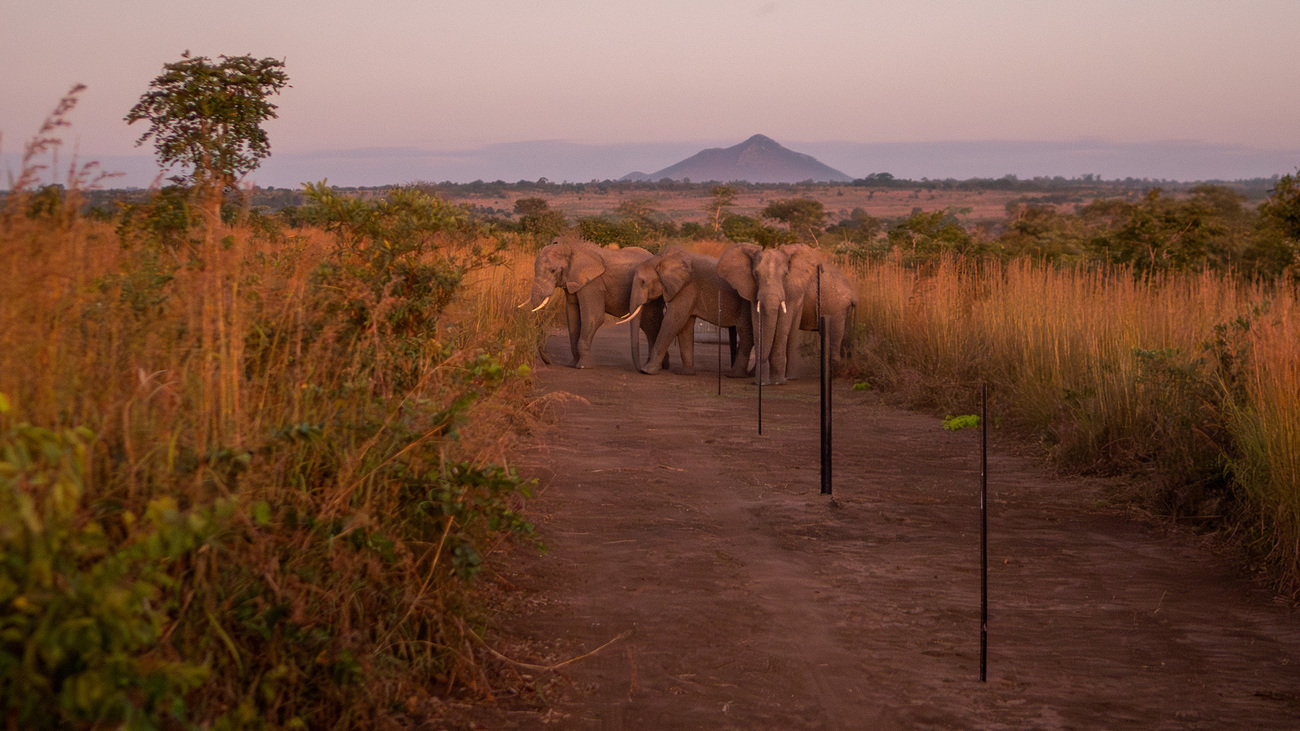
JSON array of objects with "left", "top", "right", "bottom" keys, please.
[
  {"left": 755, "top": 292, "right": 784, "bottom": 385},
  {"left": 529, "top": 279, "right": 555, "bottom": 311},
  {"left": 625, "top": 288, "right": 649, "bottom": 369},
  {"left": 630, "top": 305, "right": 644, "bottom": 370}
]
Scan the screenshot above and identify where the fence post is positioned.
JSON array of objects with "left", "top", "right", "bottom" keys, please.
[{"left": 980, "top": 383, "right": 988, "bottom": 682}]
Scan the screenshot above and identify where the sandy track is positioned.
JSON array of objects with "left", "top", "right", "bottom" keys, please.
[{"left": 480, "top": 322, "right": 1300, "bottom": 730}]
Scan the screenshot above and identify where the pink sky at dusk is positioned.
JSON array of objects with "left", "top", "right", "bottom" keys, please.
[{"left": 3, "top": 0, "right": 1298, "bottom": 186}]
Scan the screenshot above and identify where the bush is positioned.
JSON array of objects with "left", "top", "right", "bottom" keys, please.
[
  {"left": 0, "top": 419, "right": 213, "bottom": 728},
  {"left": 1, "top": 174, "right": 541, "bottom": 726}
]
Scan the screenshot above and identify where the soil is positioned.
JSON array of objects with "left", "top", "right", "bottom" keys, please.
[{"left": 465, "top": 323, "right": 1300, "bottom": 730}]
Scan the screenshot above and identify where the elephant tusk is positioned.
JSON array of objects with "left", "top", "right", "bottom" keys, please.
[
  {"left": 517, "top": 299, "right": 531, "bottom": 308},
  {"left": 530, "top": 295, "right": 552, "bottom": 312},
  {"left": 756, "top": 302, "right": 762, "bottom": 314},
  {"left": 781, "top": 301, "right": 787, "bottom": 314},
  {"left": 615, "top": 303, "right": 643, "bottom": 325}
]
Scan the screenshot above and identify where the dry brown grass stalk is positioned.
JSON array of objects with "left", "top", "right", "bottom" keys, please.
[{"left": 845, "top": 254, "right": 1300, "bottom": 592}]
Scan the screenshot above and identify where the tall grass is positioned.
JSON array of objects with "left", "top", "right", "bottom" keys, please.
[
  {"left": 1, "top": 146, "right": 545, "bottom": 725},
  {"left": 846, "top": 254, "right": 1300, "bottom": 592}
]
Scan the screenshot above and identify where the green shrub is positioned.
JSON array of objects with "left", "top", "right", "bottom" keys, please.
[{"left": 0, "top": 419, "right": 214, "bottom": 729}]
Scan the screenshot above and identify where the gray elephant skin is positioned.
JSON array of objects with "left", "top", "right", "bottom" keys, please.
[
  {"left": 716, "top": 242, "right": 857, "bottom": 385},
  {"left": 528, "top": 237, "right": 667, "bottom": 369},
  {"left": 624, "top": 248, "right": 754, "bottom": 377}
]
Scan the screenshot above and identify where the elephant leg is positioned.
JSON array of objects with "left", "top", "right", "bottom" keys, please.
[
  {"left": 727, "top": 319, "right": 754, "bottom": 378},
  {"left": 839, "top": 304, "right": 857, "bottom": 362},
  {"left": 638, "top": 301, "right": 673, "bottom": 373},
  {"left": 652, "top": 302, "right": 671, "bottom": 370},
  {"left": 643, "top": 301, "right": 692, "bottom": 375},
  {"left": 676, "top": 316, "right": 696, "bottom": 375},
  {"left": 573, "top": 286, "right": 604, "bottom": 368},
  {"left": 565, "top": 292, "right": 581, "bottom": 364},
  {"left": 783, "top": 325, "right": 801, "bottom": 382},
  {"left": 769, "top": 310, "right": 799, "bottom": 386},
  {"left": 752, "top": 301, "right": 777, "bottom": 386},
  {"left": 725, "top": 305, "right": 754, "bottom": 378},
  {"left": 828, "top": 310, "right": 848, "bottom": 372}
]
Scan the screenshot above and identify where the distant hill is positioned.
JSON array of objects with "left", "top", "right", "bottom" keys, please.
[{"left": 621, "top": 134, "right": 852, "bottom": 184}]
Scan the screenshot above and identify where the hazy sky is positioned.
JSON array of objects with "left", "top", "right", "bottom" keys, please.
[{"left": 3, "top": 0, "right": 1298, "bottom": 186}]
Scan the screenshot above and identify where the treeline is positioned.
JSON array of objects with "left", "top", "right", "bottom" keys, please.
[
  {"left": 16, "top": 172, "right": 1283, "bottom": 218},
  {"left": 491, "top": 179, "right": 1300, "bottom": 281},
  {"left": 833, "top": 179, "right": 1300, "bottom": 280},
  {"left": 12, "top": 170, "right": 1300, "bottom": 282}
]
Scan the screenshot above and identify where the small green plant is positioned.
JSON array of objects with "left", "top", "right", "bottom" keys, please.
[
  {"left": 851, "top": 381, "right": 871, "bottom": 391},
  {"left": 942, "top": 414, "right": 981, "bottom": 431},
  {"left": 0, "top": 420, "right": 215, "bottom": 729}
]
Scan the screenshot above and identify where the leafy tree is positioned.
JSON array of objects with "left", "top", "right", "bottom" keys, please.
[
  {"left": 886, "top": 209, "right": 977, "bottom": 259},
  {"left": 707, "top": 184, "right": 737, "bottom": 236},
  {"left": 615, "top": 197, "right": 674, "bottom": 239},
  {"left": 999, "top": 203, "right": 1085, "bottom": 262},
  {"left": 720, "top": 213, "right": 789, "bottom": 247},
  {"left": 826, "top": 207, "right": 885, "bottom": 260},
  {"left": 1079, "top": 189, "right": 1242, "bottom": 274},
  {"left": 827, "top": 207, "right": 882, "bottom": 243},
  {"left": 1245, "top": 172, "right": 1300, "bottom": 277},
  {"left": 125, "top": 51, "right": 289, "bottom": 210},
  {"left": 513, "top": 197, "right": 567, "bottom": 241},
  {"left": 577, "top": 216, "right": 637, "bottom": 246},
  {"left": 761, "top": 197, "right": 826, "bottom": 241},
  {"left": 1259, "top": 172, "right": 1300, "bottom": 239}
]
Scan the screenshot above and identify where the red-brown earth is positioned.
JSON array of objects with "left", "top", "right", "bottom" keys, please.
[{"left": 459, "top": 323, "right": 1300, "bottom": 730}]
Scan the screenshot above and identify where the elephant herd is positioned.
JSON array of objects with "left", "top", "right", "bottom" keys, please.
[{"left": 526, "top": 237, "right": 858, "bottom": 385}]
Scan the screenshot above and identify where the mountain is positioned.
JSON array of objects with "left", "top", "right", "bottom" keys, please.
[{"left": 621, "top": 134, "right": 852, "bottom": 184}]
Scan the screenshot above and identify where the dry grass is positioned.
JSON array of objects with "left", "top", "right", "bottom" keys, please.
[
  {"left": 1, "top": 170, "right": 547, "bottom": 726},
  {"left": 845, "top": 254, "right": 1300, "bottom": 592}
]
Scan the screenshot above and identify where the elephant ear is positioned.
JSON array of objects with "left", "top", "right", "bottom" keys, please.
[
  {"left": 657, "top": 254, "right": 693, "bottom": 301},
  {"left": 783, "top": 244, "right": 823, "bottom": 290},
  {"left": 565, "top": 245, "right": 606, "bottom": 293},
  {"left": 717, "top": 243, "right": 760, "bottom": 301}
]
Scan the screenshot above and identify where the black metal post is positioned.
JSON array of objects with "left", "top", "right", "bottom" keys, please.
[
  {"left": 818, "top": 266, "right": 831, "bottom": 495},
  {"left": 820, "top": 315, "right": 832, "bottom": 495},
  {"left": 757, "top": 302, "right": 763, "bottom": 435},
  {"left": 980, "top": 383, "right": 988, "bottom": 682},
  {"left": 717, "top": 292, "right": 722, "bottom": 396}
]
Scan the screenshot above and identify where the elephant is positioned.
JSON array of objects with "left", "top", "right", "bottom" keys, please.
[
  {"left": 527, "top": 237, "right": 670, "bottom": 369},
  {"left": 620, "top": 248, "right": 754, "bottom": 377},
  {"left": 716, "top": 242, "right": 857, "bottom": 386}
]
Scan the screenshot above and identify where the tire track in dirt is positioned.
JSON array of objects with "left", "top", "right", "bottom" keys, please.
[{"left": 486, "top": 322, "right": 1300, "bottom": 730}]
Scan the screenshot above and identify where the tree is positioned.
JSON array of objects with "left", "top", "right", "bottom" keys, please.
[
  {"left": 1246, "top": 172, "right": 1300, "bottom": 277},
  {"left": 125, "top": 52, "right": 289, "bottom": 205},
  {"left": 1258, "top": 172, "right": 1300, "bottom": 241},
  {"left": 514, "top": 197, "right": 567, "bottom": 241},
  {"left": 707, "top": 185, "right": 736, "bottom": 236},
  {"left": 615, "top": 197, "right": 672, "bottom": 239},
  {"left": 761, "top": 197, "right": 826, "bottom": 242}
]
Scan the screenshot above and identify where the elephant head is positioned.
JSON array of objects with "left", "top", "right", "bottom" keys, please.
[
  {"left": 626, "top": 248, "right": 694, "bottom": 322},
  {"left": 719, "top": 243, "right": 784, "bottom": 383},
  {"left": 718, "top": 242, "right": 822, "bottom": 384},
  {"left": 623, "top": 248, "right": 696, "bottom": 370},
  {"left": 529, "top": 237, "right": 606, "bottom": 312}
]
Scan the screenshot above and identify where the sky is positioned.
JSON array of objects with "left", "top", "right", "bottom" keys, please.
[{"left": 3, "top": 0, "right": 1298, "bottom": 187}]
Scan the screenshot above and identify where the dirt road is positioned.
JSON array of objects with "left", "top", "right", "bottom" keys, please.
[{"left": 484, "top": 323, "right": 1300, "bottom": 729}]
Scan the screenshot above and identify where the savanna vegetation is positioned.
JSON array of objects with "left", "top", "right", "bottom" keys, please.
[
  {"left": 5, "top": 54, "right": 1300, "bottom": 727},
  {"left": 2, "top": 77, "right": 545, "bottom": 728}
]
